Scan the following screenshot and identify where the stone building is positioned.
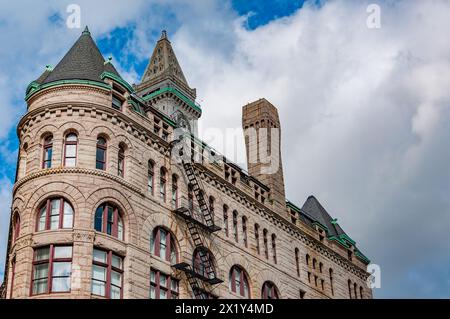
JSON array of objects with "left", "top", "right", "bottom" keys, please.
[{"left": 0, "top": 27, "right": 372, "bottom": 299}]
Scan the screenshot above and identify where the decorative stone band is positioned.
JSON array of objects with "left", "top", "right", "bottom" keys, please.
[{"left": 13, "top": 167, "right": 144, "bottom": 197}]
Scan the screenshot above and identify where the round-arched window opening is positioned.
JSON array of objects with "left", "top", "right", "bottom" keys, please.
[
  {"left": 37, "top": 198, "right": 74, "bottom": 231},
  {"left": 94, "top": 203, "right": 124, "bottom": 240},
  {"left": 262, "top": 281, "right": 279, "bottom": 299}
]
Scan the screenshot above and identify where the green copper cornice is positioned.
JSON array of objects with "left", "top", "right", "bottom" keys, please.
[
  {"left": 25, "top": 79, "right": 111, "bottom": 101},
  {"left": 142, "top": 87, "right": 202, "bottom": 114},
  {"left": 101, "top": 71, "right": 134, "bottom": 93}
]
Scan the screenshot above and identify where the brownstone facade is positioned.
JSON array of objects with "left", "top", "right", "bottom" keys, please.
[{"left": 1, "top": 28, "right": 372, "bottom": 299}]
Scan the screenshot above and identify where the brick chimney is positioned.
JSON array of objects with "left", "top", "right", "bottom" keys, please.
[{"left": 242, "top": 98, "right": 286, "bottom": 214}]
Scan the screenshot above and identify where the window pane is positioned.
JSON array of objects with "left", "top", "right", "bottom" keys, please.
[
  {"left": 171, "top": 279, "right": 179, "bottom": 292},
  {"left": 50, "top": 199, "right": 60, "bottom": 229},
  {"left": 38, "top": 206, "right": 47, "bottom": 231},
  {"left": 65, "top": 144, "right": 76, "bottom": 157},
  {"left": 54, "top": 246, "right": 72, "bottom": 259},
  {"left": 50, "top": 215, "right": 59, "bottom": 230},
  {"left": 150, "top": 286, "right": 156, "bottom": 299},
  {"left": 111, "top": 271, "right": 122, "bottom": 287},
  {"left": 33, "top": 263, "right": 49, "bottom": 279},
  {"left": 111, "top": 286, "right": 121, "bottom": 299},
  {"left": 52, "top": 277, "right": 71, "bottom": 292},
  {"left": 150, "top": 270, "right": 156, "bottom": 283},
  {"left": 92, "top": 281, "right": 106, "bottom": 296},
  {"left": 92, "top": 265, "right": 107, "bottom": 282},
  {"left": 118, "top": 218, "right": 124, "bottom": 240},
  {"left": 63, "top": 202, "right": 73, "bottom": 228},
  {"left": 93, "top": 250, "right": 107, "bottom": 264},
  {"left": 107, "top": 207, "right": 113, "bottom": 235},
  {"left": 160, "top": 274, "right": 167, "bottom": 288},
  {"left": 65, "top": 157, "right": 76, "bottom": 167},
  {"left": 94, "top": 206, "right": 103, "bottom": 232},
  {"left": 160, "top": 289, "right": 167, "bottom": 299},
  {"left": 35, "top": 247, "right": 50, "bottom": 261},
  {"left": 53, "top": 262, "right": 71, "bottom": 277},
  {"left": 33, "top": 278, "right": 48, "bottom": 295},
  {"left": 112, "top": 255, "right": 123, "bottom": 270}
]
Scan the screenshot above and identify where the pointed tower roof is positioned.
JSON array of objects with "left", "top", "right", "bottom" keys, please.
[
  {"left": 139, "top": 30, "right": 193, "bottom": 96},
  {"left": 36, "top": 26, "right": 121, "bottom": 85},
  {"left": 301, "top": 196, "right": 346, "bottom": 237}
]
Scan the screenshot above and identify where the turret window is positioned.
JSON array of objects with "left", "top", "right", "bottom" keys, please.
[
  {"left": 94, "top": 203, "right": 124, "bottom": 240},
  {"left": 112, "top": 95, "right": 123, "bottom": 110},
  {"left": 96, "top": 137, "right": 107, "bottom": 170},
  {"left": 117, "top": 146, "right": 125, "bottom": 178},
  {"left": 63, "top": 133, "right": 78, "bottom": 167},
  {"left": 31, "top": 245, "right": 73, "bottom": 295},
  {"left": 37, "top": 198, "right": 74, "bottom": 231},
  {"left": 92, "top": 248, "right": 123, "bottom": 299},
  {"left": 42, "top": 135, "right": 53, "bottom": 169}
]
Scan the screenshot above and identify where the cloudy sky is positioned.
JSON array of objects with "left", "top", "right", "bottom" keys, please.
[{"left": 1, "top": 0, "right": 450, "bottom": 298}]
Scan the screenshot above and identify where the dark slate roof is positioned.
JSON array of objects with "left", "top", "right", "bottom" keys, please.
[
  {"left": 36, "top": 26, "right": 122, "bottom": 85},
  {"left": 301, "top": 195, "right": 346, "bottom": 237}
]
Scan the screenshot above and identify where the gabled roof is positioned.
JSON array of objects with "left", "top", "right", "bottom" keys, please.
[
  {"left": 140, "top": 30, "right": 189, "bottom": 87},
  {"left": 35, "top": 26, "right": 122, "bottom": 85}
]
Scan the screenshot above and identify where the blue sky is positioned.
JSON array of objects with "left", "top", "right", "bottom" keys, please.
[{"left": 1, "top": 0, "right": 450, "bottom": 298}]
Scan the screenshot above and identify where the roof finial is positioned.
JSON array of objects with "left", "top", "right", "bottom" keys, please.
[
  {"left": 82, "top": 26, "right": 90, "bottom": 35},
  {"left": 160, "top": 30, "right": 168, "bottom": 40}
]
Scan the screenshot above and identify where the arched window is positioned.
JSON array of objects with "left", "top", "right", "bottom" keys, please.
[
  {"left": 160, "top": 167, "right": 167, "bottom": 202},
  {"left": 148, "top": 160, "right": 154, "bottom": 194},
  {"left": 312, "top": 258, "right": 317, "bottom": 269},
  {"left": 319, "top": 262, "right": 323, "bottom": 273},
  {"left": 223, "top": 205, "right": 229, "bottom": 237},
  {"left": 262, "top": 281, "right": 279, "bottom": 299},
  {"left": 171, "top": 175, "right": 178, "bottom": 208},
  {"left": 94, "top": 203, "right": 124, "bottom": 240},
  {"left": 242, "top": 216, "right": 248, "bottom": 248},
  {"left": 37, "top": 198, "right": 73, "bottom": 231},
  {"left": 63, "top": 133, "right": 78, "bottom": 167},
  {"left": 42, "top": 135, "right": 53, "bottom": 169},
  {"left": 329, "top": 268, "right": 334, "bottom": 295},
  {"left": 229, "top": 265, "right": 250, "bottom": 298},
  {"left": 96, "top": 137, "right": 107, "bottom": 170},
  {"left": 151, "top": 227, "right": 177, "bottom": 264},
  {"left": 117, "top": 146, "right": 125, "bottom": 178},
  {"left": 209, "top": 196, "right": 215, "bottom": 218},
  {"left": 13, "top": 213, "right": 20, "bottom": 242},
  {"left": 271, "top": 234, "right": 277, "bottom": 264},
  {"left": 295, "top": 248, "right": 300, "bottom": 277},
  {"left": 306, "top": 254, "right": 310, "bottom": 266},
  {"left": 348, "top": 280, "right": 352, "bottom": 299},
  {"left": 359, "top": 286, "right": 364, "bottom": 299},
  {"left": 254, "top": 224, "right": 260, "bottom": 254},
  {"left": 354, "top": 283, "right": 358, "bottom": 299},
  {"left": 263, "top": 229, "right": 268, "bottom": 259},
  {"left": 232, "top": 211, "right": 238, "bottom": 242},
  {"left": 193, "top": 248, "right": 215, "bottom": 279}
]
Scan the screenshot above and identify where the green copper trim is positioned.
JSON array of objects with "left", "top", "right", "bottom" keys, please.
[
  {"left": 25, "top": 79, "right": 111, "bottom": 101},
  {"left": 327, "top": 235, "right": 351, "bottom": 249},
  {"left": 355, "top": 250, "right": 371, "bottom": 264},
  {"left": 286, "top": 201, "right": 301, "bottom": 213},
  {"left": 142, "top": 87, "right": 202, "bottom": 114},
  {"left": 312, "top": 221, "right": 329, "bottom": 232},
  {"left": 26, "top": 81, "right": 41, "bottom": 96},
  {"left": 339, "top": 233, "right": 356, "bottom": 246},
  {"left": 101, "top": 71, "right": 134, "bottom": 93},
  {"left": 127, "top": 99, "right": 145, "bottom": 115}
]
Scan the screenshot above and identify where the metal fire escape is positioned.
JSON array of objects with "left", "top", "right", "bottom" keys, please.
[{"left": 171, "top": 136, "right": 223, "bottom": 299}]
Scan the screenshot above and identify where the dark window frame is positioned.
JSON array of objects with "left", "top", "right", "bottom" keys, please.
[
  {"left": 96, "top": 137, "right": 107, "bottom": 171},
  {"left": 91, "top": 248, "right": 124, "bottom": 299},
  {"left": 63, "top": 133, "right": 78, "bottom": 167},
  {"left": 36, "top": 198, "right": 74, "bottom": 232},
  {"left": 94, "top": 203, "right": 124, "bottom": 240},
  {"left": 42, "top": 135, "right": 53, "bottom": 169}
]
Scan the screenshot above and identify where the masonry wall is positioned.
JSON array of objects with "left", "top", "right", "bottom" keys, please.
[{"left": 5, "top": 83, "right": 372, "bottom": 299}]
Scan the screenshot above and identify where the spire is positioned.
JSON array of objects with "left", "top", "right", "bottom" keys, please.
[
  {"left": 35, "top": 26, "right": 122, "bottom": 85},
  {"left": 140, "top": 30, "right": 189, "bottom": 87}
]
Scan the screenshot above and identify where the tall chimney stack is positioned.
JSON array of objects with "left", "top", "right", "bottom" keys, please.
[{"left": 242, "top": 98, "right": 286, "bottom": 215}]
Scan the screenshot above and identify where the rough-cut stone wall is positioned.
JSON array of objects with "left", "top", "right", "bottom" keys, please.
[{"left": 4, "top": 83, "right": 372, "bottom": 299}]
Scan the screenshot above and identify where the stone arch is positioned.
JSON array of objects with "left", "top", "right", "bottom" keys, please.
[
  {"left": 223, "top": 252, "right": 256, "bottom": 296},
  {"left": 88, "top": 125, "right": 116, "bottom": 140},
  {"left": 24, "top": 181, "right": 85, "bottom": 232},
  {"left": 58, "top": 121, "right": 87, "bottom": 138},
  {"left": 86, "top": 187, "right": 138, "bottom": 244},
  {"left": 35, "top": 123, "right": 58, "bottom": 141},
  {"left": 140, "top": 211, "right": 187, "bottom": 256}
]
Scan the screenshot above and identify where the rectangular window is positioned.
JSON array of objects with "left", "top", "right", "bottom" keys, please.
[
  {"left": 150, "top": 269, "right": 179, "bottom": 299},
  {"left": 91, "top": 248, "right": 123, "bottom": 299},
  {"left": 31, "top": 245, "right": 72, "bottom": 295},
  {"left": 96, "top": 148, "right": 106, "bottom": 170}
]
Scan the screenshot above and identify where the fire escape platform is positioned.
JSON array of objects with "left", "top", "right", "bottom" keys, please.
[
  {"left": 173, "top": 207, "right": 221, "bottom": 233},
  {"left": 172, "top": 262, "right": 223, "bottom": 285}
]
